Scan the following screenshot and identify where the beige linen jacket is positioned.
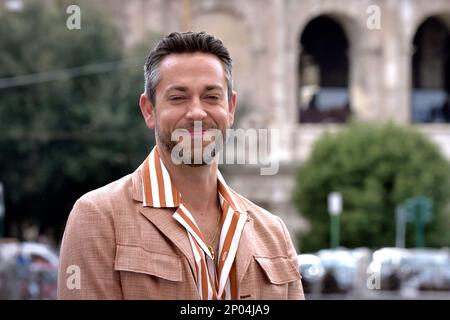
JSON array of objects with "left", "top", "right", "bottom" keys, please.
[{"left": 57, "top": 163, "right": 304, "bottom": 300}]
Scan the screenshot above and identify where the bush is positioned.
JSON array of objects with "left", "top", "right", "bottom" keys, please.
[{"left": 293, "top": 123, "right": 450, "bottom": 252}]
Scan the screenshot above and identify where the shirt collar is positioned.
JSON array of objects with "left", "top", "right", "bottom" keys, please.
[{"left": 142, "top": 146, "right": 245, "bottom": 214}]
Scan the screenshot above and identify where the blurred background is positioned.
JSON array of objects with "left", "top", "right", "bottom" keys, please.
[{"left": 0, "top": 0, "right": 450, "bottom": 299}]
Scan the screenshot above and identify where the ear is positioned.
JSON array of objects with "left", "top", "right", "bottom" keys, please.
[
  {"left": 228, "top": 90, "right": 237, "bottom": 126},
  {"left": 139, "top": 93, "right": 156, "bottom": 129}
]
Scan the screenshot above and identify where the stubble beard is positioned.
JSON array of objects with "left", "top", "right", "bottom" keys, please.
[{"left": 155, "top": 120, "right": 228, "bottom": 167}]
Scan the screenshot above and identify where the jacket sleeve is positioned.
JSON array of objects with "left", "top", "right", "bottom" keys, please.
[
  {"left": 57, "top": 196, "right": 123, "bottom": 299},
  {"left": 275, "top": 216, "right": 305, "bottom": 300}
]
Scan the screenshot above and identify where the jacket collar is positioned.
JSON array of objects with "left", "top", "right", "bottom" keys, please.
[
  {"left": 132, "top": 163, "right": 197, "bottom": 278},
  {"left": 131, "top": 152, "right": 254, "bottom": 290},
  {"left": 139, "top": 146, "right": 246, "bottom": 214}
]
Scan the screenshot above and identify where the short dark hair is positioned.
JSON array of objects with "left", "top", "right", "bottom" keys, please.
[{"left": 144, "top": 31, "right": 233, "bottom": 106}]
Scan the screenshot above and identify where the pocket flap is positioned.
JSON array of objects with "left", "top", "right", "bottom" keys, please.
[
  {"left": 255, "top": 256, "right": 301, "bottom": 285},
  {"left": 115, "top": 245, "right": 182, "bottom": 282}
]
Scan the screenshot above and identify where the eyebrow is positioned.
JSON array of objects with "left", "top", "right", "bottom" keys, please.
[
  {"left": 165, "top": 84, "right": 224, "bottom": 93},
  {"left": 204, "top": 85, "right": 224, "bottom": 92},
  {"left": 166, "top": 85, "right": 188, "bottom": 93}
]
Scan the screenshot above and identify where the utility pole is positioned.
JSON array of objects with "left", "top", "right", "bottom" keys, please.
[
  {"left": 395, "top": 205, "right": 407, "bottom": 248},
  {"left": 328, "top": 192, "right": 342, "bottom": 248}
]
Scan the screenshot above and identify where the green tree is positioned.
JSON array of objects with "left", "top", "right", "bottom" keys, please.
[
  {"left": 293, "top": 123, "right": 450, "bottom": 252},
  {"left": 0, "top": 0, "right": 157, "bottom": 242}
]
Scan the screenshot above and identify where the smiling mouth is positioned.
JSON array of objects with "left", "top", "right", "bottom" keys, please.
[{"left": 186, "top": 128, "right": 208, "bottom": 136}]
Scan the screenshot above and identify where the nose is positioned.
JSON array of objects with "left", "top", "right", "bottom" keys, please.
[{"left": 186, "top": 97, "right": 207, "bottom": 121}]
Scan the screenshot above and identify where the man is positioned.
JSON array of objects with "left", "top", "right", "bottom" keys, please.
[{"left": 57, "top": 31, "right": 304, "bottom": 300}]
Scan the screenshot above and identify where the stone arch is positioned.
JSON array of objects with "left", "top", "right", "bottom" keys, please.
[
  {"left": 296, "top": 11, "right": 362, "bottom": 48},
  {"left": 410, "top": 15, "right": 450, "bottom": 123},
  {"left": 284, "top": 8, "right": 366, "bottom": 126},
  {"left": 296, "top": 14, "right": 357, "bottom": 123},
  {"left": 406, "top": 8, "right": 450, "bottom": 46}
]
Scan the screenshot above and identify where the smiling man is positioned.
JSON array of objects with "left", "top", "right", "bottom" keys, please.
[{"left": 57, "top": 31, "right": 304, "bottom": 300}]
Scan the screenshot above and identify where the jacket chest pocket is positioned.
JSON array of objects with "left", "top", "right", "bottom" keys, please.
[
  {"left": 253, "top": 256, "right": 301, "bottom": 299},
  {"left": 114, "top": 244, "right": 183, "bottom": 299}
]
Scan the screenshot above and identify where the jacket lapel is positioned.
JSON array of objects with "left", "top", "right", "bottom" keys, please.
[
  {"left": 132, "top": 164, "right": 197, "bottom": 279},
  {"left": 235, "top": 214, "right": 254, "bottom": 288},
  {"left": 138, "top": 206, "right": 197, "bottom": 276},
  {"left": 228, "top": 189, "right": 257, "bottom": 291}
]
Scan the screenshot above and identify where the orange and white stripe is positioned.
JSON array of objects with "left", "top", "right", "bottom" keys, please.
[
  {"left": 142, "top": 146, "right": 180, "bottom": 208},
  {"left": 142, "top": 146, "right": 247, "bottom": 300}
]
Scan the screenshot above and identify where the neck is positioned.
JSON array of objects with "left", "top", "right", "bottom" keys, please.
[{"left": 157, "top": 144, "right": 219, "bottom": 215}]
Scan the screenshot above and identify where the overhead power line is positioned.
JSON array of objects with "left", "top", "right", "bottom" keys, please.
[{"left": 0, "top": 57, "right": 144, "bottom": 90}]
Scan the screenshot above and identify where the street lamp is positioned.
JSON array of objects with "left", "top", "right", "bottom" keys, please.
[
  {"left": 396, "top": 196, "right": 433, "bottom": 248},
  {"left": 403, "top": 196, "right": 433, "bottom": 248},
  {"left": 328, "top": 191, "right": 342, "bottom": 248}
]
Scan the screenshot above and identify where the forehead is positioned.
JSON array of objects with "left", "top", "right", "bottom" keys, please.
[{"left": 157, "top": 53, "right": 227, "bottom": 90}]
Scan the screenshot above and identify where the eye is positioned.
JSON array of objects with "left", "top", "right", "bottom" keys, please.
[
  {"left": 205, "top": 95, "right": 220, "bottom": 101},
  {"left": 169, "top": 96, "right": 186, "bottom": 102}
]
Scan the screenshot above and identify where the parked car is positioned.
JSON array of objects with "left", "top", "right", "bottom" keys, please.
[
  {"left": 367, "top": 247, "right": 450, "bottom": 292},
  {"left": 367, "top": 247, "right": 407, "bottom": 290},
  {"left": 0, "top": 240, "right": 58, "bottom": 299},
  {"left": 399, "top": 248, "right": 450, "bottom": 291},
  {"left": 317, "top": 248, "right": 358, "bottom": 293},
  {"left": 298, "top": 253, "right": 325, "bottom": 295}
]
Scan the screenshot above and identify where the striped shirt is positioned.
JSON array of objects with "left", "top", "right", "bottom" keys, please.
[{"left": 142, "top": 146, "right": 248, "bottom": 299}]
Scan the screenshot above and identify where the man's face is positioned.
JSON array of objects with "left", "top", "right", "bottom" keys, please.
[{"left": 141, "top": 52, "right": 236, "bottom": 165}]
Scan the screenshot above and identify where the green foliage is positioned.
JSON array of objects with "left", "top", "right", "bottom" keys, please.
[
  {"left": 293, "top": 123, "right": 450, "bottom": 252},
  {"left": 0, "top": 0, "right": 157, "bottom": 241}
]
